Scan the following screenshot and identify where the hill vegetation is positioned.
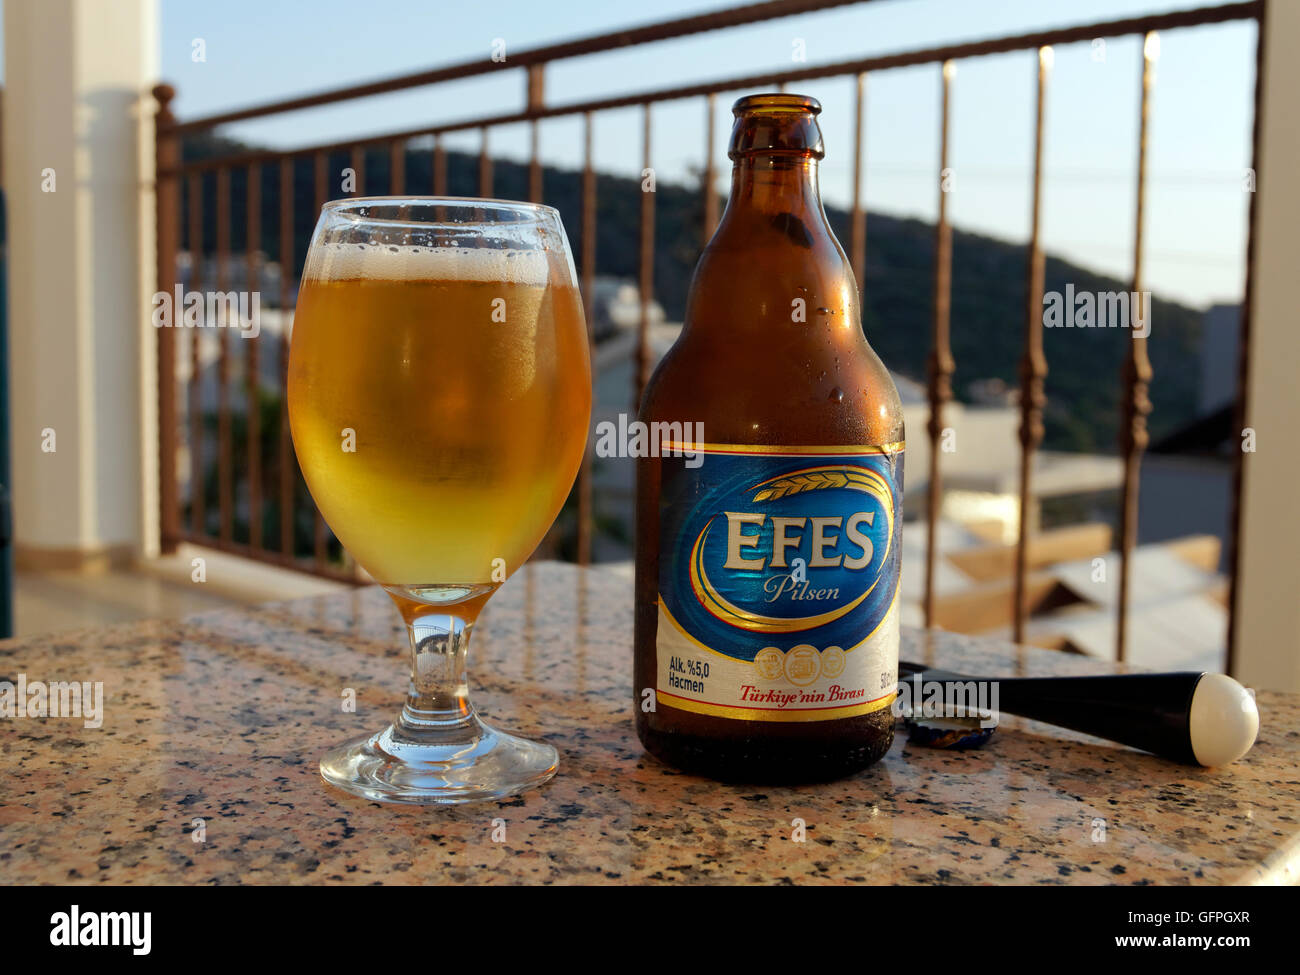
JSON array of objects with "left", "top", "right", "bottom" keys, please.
[{"left": 183, "top": 134, "right": 1205, "bottom": 454}]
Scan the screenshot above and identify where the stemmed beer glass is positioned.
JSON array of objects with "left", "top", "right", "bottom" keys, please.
[{"left": 288, "top": 198, "right": 591, "bottom": 804}]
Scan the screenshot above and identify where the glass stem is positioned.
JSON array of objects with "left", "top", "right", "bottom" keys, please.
[{"left": 398, "top": 610, "right": 479, "bottom": 735}]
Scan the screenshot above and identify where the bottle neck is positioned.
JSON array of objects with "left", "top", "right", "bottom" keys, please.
[{"left": 716, "top": 155, "right": 826, "bottom": 235}]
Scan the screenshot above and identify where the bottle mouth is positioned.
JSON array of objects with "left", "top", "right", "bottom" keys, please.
[
  {"left": 732, "top": 93, "right": 822, "bottom": 116},
  {"left": 728, "top": 93, "right": 825, "bottom": 159}
]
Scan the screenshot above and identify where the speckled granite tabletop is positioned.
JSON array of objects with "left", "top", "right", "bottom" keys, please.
[{"left": 1, "top": 561, "right": 1296, "bottom": 885}]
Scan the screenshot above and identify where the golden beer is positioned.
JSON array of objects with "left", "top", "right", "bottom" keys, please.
[{"left": 289, "top": 248, "right": 590, "bottom": 586}]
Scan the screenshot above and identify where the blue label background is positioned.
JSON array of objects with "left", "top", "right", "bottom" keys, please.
[{"left": 658, "top": 448, "right": 904, "bottom": 663}]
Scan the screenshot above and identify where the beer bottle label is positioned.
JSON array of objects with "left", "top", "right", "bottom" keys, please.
[{"left": 655, "top": 443, "right": 903, "bottom": 722}]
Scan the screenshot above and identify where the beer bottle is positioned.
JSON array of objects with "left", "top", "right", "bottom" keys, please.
[{"left": 634, "top": 93, "right": 904, "bottom": 782}]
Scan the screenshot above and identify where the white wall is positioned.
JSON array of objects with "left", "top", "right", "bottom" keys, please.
[
  {"left": 3, "top": 0, "right": 160, "bottom": 566},
  {"left": 1233, "top": 0, "right": 1300, "bottom": 691}
]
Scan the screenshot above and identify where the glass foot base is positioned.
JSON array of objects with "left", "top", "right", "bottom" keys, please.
[{"left": 319, "top": 717, "right": 558, "bottom": 805}]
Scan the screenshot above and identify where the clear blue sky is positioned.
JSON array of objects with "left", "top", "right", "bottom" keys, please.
[{"left": 6, "top": 0, "right": 1259, "bottom": 308}]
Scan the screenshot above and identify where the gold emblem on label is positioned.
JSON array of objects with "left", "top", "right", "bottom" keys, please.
[
  {"left": 784, "top": 644, "right": 821, "bottom": 686},
  {"left": 754, "top": 647, "right": 785, "bottom": 681},
  {"left": 821, "top": 645, "right": 846, "bottom": 679}
]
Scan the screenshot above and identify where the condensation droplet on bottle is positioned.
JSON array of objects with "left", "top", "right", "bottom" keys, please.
[{"left": 828, "top": 386, "right": 845, "bottom": 403}]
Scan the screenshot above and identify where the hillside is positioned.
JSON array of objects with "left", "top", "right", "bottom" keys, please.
[{"left": 182, "top": 135, "right": 1206, "bottom": 453}]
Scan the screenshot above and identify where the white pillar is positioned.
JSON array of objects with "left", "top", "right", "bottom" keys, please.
[
  {"left": 3, "top": 0, "right": 160, "bottom": 569},
  {"left": 1234, "top": 0, "right": 1300, "bottom": 691}
]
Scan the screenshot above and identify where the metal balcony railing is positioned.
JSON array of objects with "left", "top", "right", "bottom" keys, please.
[{"left": 150, "top": 0, "right": 1264, "bottom": 669}]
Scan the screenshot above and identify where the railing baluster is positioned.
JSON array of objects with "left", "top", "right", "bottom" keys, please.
[
  {"left": 312, "top": 151, "right": 328, "bottom": 570},
  {"left": 246, "top": 163, "right": 263, "bottom": 551},
  {"left": 313, "top": 151, "right": 326, "bottom": 207},
  {"left": 528, "top": 63, "right": 546, "bottom": 203},
  {"left": 577, "top": 111, "right": 597, "bottom": 566},
  {"left": 187, "top": 171, "right": 205, "bottom": 539},
  {"left": 635, "top": 104, "right": 654, "bottom": 410},
  {"left": 390, "top": 139, "right": 405, "bottom": 194},
  {"left": 479, "top": 128, "right": 493, "bottom": 196},
  {"left": 433, "top": 135, "right": 447, "bottom": 196},
  {"left": 278, "top": 157, "right": 294, "bottom": 562},
  {"left": 215, "top": 167, "right": 234, "bottom": 544},
  {"left": 153, "top": 85, "right": 181, "bottom": 554},
  {"left": 850, "top": 72, "right": 867, "bottom": 296},
  {"left": 923, "top": 60, "right": 955, "bottom": 629},
  {"left": 529, "top": 123, "right": 543, "bottom": 202},
  {"left": 350, "top": 145, "right": 365, "bottom": 195},
  {"left": 702, "top": 93, "right": 718, "bottom": 247},
  {"left": 1117, "top": 33, "right": 1158, "bottom": 663},
  {"left": 1014, "top": 47, "right": 1051, "bottom": 644}
]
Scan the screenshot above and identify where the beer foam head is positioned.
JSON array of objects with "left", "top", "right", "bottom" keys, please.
[{"left": 305, "top": 242, "right": 551, "bottom": 286}]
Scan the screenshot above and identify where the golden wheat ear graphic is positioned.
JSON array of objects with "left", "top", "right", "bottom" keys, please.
[{"left": 751, "top": 467, "right": 877, "bottom": 502}]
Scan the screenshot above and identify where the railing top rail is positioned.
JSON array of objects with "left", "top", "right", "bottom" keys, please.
[
  {"left": 164, "top": 1, "right": 1261, "bottom": 176},
  {"left": 170, "top": 0, "right": 870, "bottom": 135}
]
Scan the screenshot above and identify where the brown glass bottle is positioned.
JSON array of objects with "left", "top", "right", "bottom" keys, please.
[{"left": 634, "top": 94, "right": 904, "bottom": 783}]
